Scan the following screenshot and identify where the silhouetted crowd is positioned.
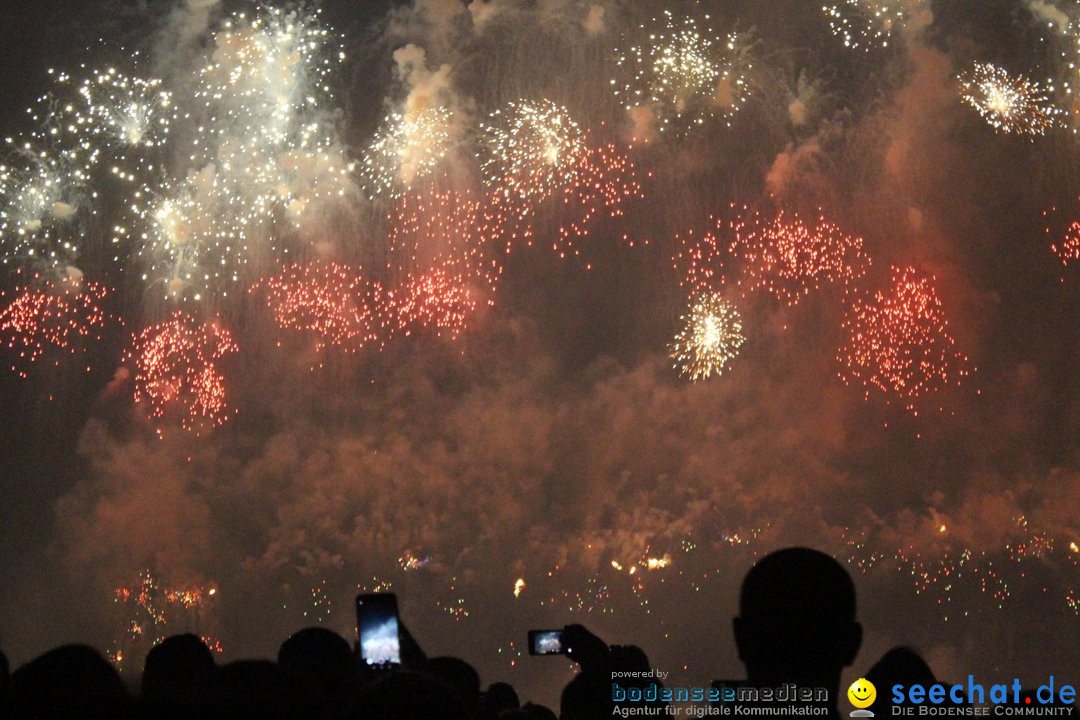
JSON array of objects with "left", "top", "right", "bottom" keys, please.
[{"left": 1, "top": 548, "right": 1074, "bottom": 719}]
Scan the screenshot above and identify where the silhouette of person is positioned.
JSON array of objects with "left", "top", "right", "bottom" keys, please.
[
  {"left": 865, "top": 646, "right": 938, "bottom": 715},
  {"left": 732, "top": 547, "right": 862, "bottom": 719},
  {"left": 348, "top": 670, "right": 470, "bottom": 720},
  {"left": 278, "top": 627, "right": 355, "bottom": 717},
  {"left": 142, "top": 633, "right": 216, "bottom": 719},
  {"left": 425, "top": 655, "right": 483, "bottom": 716},
  {"left": 208, "top": 659, "right": 303, "bottom": 720},
  {"left": 10, "top": 644, "right": 133, "bottom": 720},
  {"left": 482, "top": 681, "right": 520, "bottom": 717}
]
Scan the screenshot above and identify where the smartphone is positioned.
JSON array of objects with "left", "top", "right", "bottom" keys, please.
[
  {"left": 356, "top": 592, "right": 401, "bottom": 666},
  {"left": 528, "top": 629, "right": 565, "bottom": 655}
]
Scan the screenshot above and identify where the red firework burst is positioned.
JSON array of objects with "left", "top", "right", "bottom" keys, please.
[
  {"left": 125, "top": 311, "right": 238, "bottom": 435},
  {"left": 251, "top": 262, "right": 384, "bottom": 352},
  {"left": 838, "top": 266, "right": 972, "bottom": 413},
  {"left": 730, "top": 207, "right": 870, "bottom": 306},
  {"left": 485, "top": 139, "right": 645, "bottom": 263},
  {"left": 385, "top": 268, "right": 477, "bottom": 339},
  {"left": 0, "top": 273, "right": 116, "bottom": 378},
  {"left": 1051, "top": 221, "right": 1080, "bottom": 266},
  {"left": 1045, "top": 200, "right": 1080, "bottom": 269}
]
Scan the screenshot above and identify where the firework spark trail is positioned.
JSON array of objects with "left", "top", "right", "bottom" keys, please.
[
  {"left": 481, "top": 100, "right": 588, "bottom": 203},
  {"left": 614, "top": 9, "right": 750, "bottom": 135},
  {"left": 254, "top": 185, "right": 502, "bottom": 357},
  {"left": 958, "top": 62, "right": 1060, "bottom": 136},
  {"left": 823, "top": 0, "right": 925, "bottom": 51},
  {"left": 481, "top": 138, "right": 645, "bottom": 264},
  {"left": 729, "top": 208, "right": 870, "bottom": 306},
  {"left": 0, "top": 274, "right": 115, "bottom": 378},
  {"left": 125, "top": 311, "right": 238, "bottom": 435},
  {"left": 251, "top": 261, "right": 384, "bottom": 354},
  {"left": 383, "top": 184, "right": 506, "bottom": 337},
  {"left": 843, "top": 515, "right": 1080, "bottom": 620},
  {"left": 669, "top": 291, "right": 746, "bottom": 381},
  {"left": 1022, "top": 5, "right": 1080, "bottom": 133},
  {"left": 360, "top": 107, "right": 454, "bottom": 199},
  {"left": 838, "top": 266, "right": 972, "bottom": 414}
]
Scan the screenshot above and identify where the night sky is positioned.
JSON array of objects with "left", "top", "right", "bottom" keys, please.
[{"left": 1, "top": 0, "right": 1078, "bottom": 707}]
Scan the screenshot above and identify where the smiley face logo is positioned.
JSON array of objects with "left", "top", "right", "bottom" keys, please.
[{"left": 848, "top": 678, "right": 877, "bottom": 709}]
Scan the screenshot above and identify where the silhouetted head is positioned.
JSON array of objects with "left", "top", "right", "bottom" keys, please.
[
  {"left": 608, "top": 644, "right": 650, "bottom": 674},
  {"left": 209, "top": 659, "right": 301, "bottom": 720},
  {"left": 560, "top": 670, "right": 612, "bottom": 720},
  {"left": 483, "top": 681, "right": 520, "bottom": 715},
  {"left": 278, "top": 626, "right": 353, "bottom": 680},
  {"left": 278, "top": 627, "right": 355, "bottom": 714},
  {"left": 866, "top": 647, "right": 936, "bottom": 713},
  {"left": 11, "top": 644, "right": 132, "bottom": 720},
  {"left": 350, "top": 670, "right": 470, "bottom": 720},
  {"left": 426, "top": 655, "right": 482, "bottom": 711},
  {"left": 142, "top": 633, "right": 215, "bottom": 708},
  {"left": 866, "top": 646, "right": 934, "bottom": 689},
  {"left": 733, "top": 547, "right": 861, "bottom": 688},
  {"left": 503, "top": 702, "right": 559, "bottom": 720}
]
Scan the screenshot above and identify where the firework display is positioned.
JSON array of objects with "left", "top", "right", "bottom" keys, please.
[
  {"left": 480, "top": 100, "right": 587, "bottom": 202},
  {"left": 0, "top": 273, "right": 115, "bottom": 378},
  {"left": 823, "top": 0, "right": 923, "bottom": 51},
  {"left": 252, "top": 261, "right": 383, "bottom": 353},
  {"left": 838, "top": 266, "right": 972, "bottom": 413},
  {"left": 1051, "top": 220, "right": 1080, "bottom": 266},
  {"left": 387, "top": 185, "right": 504, "bottom": 296},
  {"left": 729, "top": 208, "right": 870, "bottom": 306},
  {"left": 360, "top": 108, "right": 455, "bottom": 199},
  {"left": 551, "top": 142, "right": 646, "bottom": 259},
  {"left": 109, "top": 570, "right": 220, "bottom": 672},
  {"left": 133, "top": 7, "right": 353, "bottom": 300},
  {"left": 0, "top": 142, "right": 93, "bottom": 269},
  {"left": 77, "top": 67, "right": 175, "bottom": 150},
  {"left": 672, "top": 222, "right": 727, "bottom": 292},
  {"left": 614, "top": 10, "right": 750, "bottom": 134},
  {"left": 669, "top": 292, "right": 746, "bottom": 381},
  {"left": 958, "top": 63, "right": 1059, "bottom": 136},
  {"left": 124, "top": 311, "right": 239, "bottom": 434},
  {"left": 1044, "top": 199, "right": 1080, "bottom": 268}
]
